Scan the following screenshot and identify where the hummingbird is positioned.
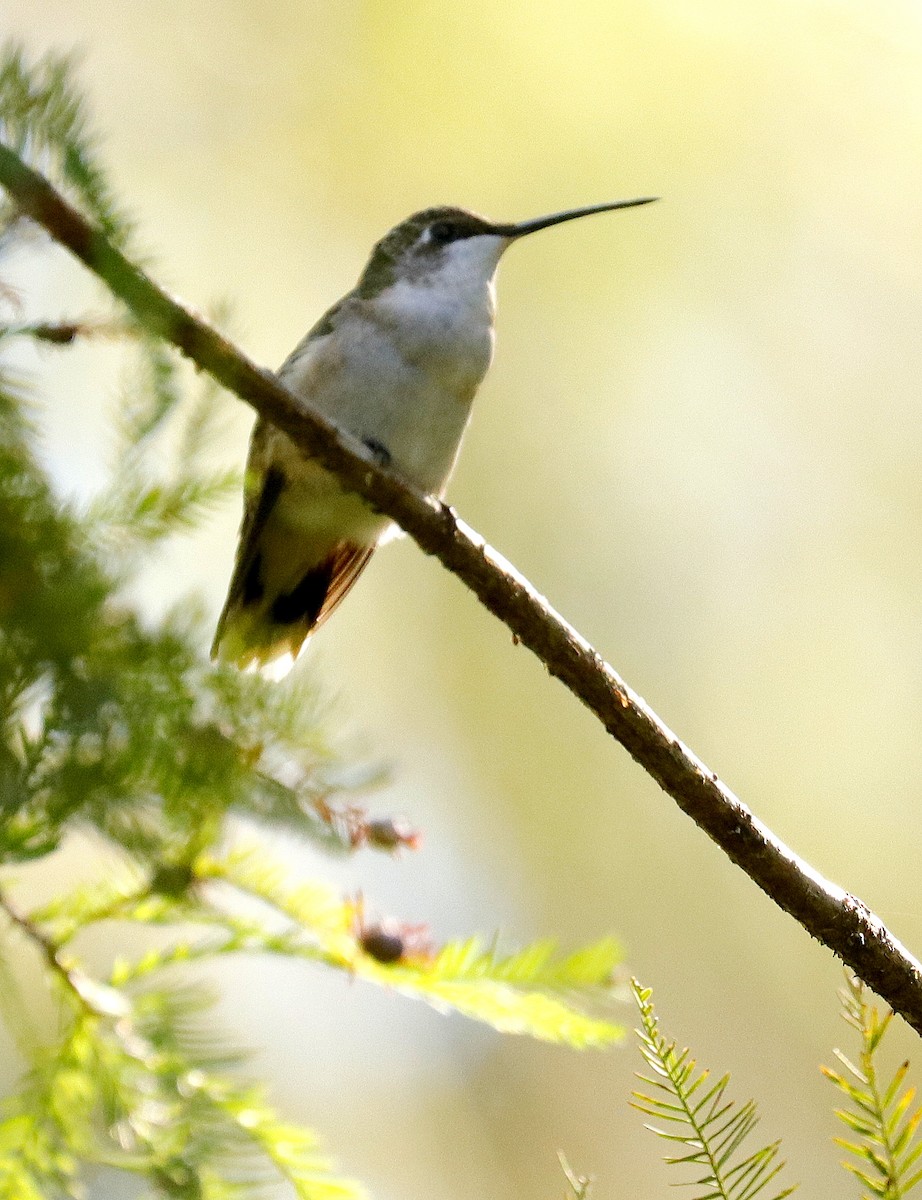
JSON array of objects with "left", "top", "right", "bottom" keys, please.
[{"left": 212, "top": 197, "right": 655, "bottom": 672}]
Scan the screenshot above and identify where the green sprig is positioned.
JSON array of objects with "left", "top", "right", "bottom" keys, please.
[
  {"left": 823, "top": 974, "right": 922, "bottom": 1199},
  {"left": 630, "top": 979, "right": 796, "bottom": 1200},
  {"left": 0, "top": 43, "right": 131, "bottom": 243}
]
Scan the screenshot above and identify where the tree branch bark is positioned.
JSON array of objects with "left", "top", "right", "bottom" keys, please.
[{"left": 3, "top": 141, "right": 921, "bottom": 1032}]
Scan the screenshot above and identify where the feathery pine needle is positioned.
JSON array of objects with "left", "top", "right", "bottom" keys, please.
[
  {"left": 823, "top": 974, "right": 922, "bottom": 1198},
  {"left": 631, "top": 979, "right": 796, "bottom": 1200}
]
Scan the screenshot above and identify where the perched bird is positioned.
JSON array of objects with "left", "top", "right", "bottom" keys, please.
[{"left": 212, "top": 198, "right": 655, "bottom": 672}]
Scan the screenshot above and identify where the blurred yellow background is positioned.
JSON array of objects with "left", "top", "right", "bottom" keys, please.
[{"left": 5, "top": 1, "right": 922, "bottom": 1196}]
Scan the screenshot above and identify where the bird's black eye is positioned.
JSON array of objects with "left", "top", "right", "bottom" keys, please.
[{"left": 429, "top": 220, "right": 460, "bottom": 244}]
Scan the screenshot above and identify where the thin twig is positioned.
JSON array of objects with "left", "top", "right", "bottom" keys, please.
[
  {"left": 2, "top": 141, "right": 921, "bottom": 1033},
  {"left": 0, "top": 316, "right": 131, "bottom": 344},
  {"left": 0, "top": 885, "right": 126, "bottom": 1018}
]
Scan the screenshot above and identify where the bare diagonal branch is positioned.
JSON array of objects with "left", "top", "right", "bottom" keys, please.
[{"left": 2, "top": 140, "right": 921, "bottom": 1034}]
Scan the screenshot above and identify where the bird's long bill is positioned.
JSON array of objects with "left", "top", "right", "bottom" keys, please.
[{"left": 493, "top": 196, "right": 657, "bottom": 239}]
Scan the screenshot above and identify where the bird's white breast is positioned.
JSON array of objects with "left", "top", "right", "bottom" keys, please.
[{"left": 282, "top": 247, "right": 499, "bottom": 494}]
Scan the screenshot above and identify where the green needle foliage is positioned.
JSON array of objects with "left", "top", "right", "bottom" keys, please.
[
  {"left": 0, "top": 984, "right": 365, "bottom": 1200},
  {"left": 0, "top": 42, "right": 626, "bottom": 1198},
  {"left": 630, "top": 980, "right": 797, "bottom": 1200},
  {"left": 822, "top": 974, "right": 922, "bottom": 1199},
  {"left": 195, "top": 847, "right": 624, "bottom": 1047},
  {"left": 0, "top": 44, "right": 131, "bottom": 244}
]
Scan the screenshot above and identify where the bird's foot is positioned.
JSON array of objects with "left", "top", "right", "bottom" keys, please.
[{"left": 363, "top": 437, "right": 392, "bottom": 467}]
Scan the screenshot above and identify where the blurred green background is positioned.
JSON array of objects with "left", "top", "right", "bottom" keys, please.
[{"left": 5, "top": 1, "right": 922, "bottom": 1196}]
